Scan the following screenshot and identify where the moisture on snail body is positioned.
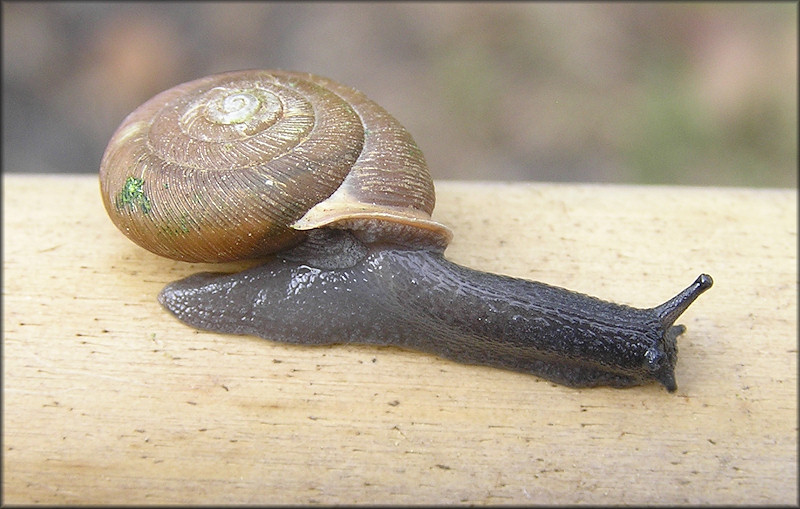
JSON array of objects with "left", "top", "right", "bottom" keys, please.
[{"left": 98, "top": 69, "right": 712, "bottom": 392}]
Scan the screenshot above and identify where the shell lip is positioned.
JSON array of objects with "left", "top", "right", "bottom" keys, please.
[{"left": 291, "top": 204, "right": 453, "bottom": 249}]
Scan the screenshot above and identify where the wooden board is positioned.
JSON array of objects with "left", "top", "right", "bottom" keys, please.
[{"left": 2, "top": 174, "right": 796, "bottom": 505}]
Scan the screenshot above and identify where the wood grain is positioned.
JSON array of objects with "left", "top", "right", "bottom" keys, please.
[{"left": 3, "top": 174, "right": 796, "bottom": 505}]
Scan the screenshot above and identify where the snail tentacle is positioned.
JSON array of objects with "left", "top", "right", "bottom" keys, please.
[{"left": 654, "top": 274, "right": 713, "bottom": 327}]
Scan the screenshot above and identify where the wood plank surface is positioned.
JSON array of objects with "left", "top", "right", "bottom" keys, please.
[{"left": 2, "top": 174, "right": 796, "bottom": 505}]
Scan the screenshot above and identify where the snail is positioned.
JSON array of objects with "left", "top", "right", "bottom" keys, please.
[{"left": 98, "top": 69, "right": 712, "bottom": 392}]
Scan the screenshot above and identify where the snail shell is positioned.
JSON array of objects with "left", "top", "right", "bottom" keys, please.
[{"left": 99, "top": 70, "right": 451, "bottom": 262}]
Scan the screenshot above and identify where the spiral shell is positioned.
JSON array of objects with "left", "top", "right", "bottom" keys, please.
[{"left": 99, "top": 70, "right": 451, "bottom": 262}]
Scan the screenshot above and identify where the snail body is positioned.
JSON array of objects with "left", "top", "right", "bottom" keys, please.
[{"left": 99, "top": 69, "right": 712, "bottom": 392}]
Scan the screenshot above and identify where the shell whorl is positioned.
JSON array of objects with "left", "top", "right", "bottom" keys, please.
[{"left": 99, "top": 70, "right": 451, "bottom": 262}]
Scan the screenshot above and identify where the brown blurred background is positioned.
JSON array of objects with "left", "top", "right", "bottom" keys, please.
[{"left": 3, "top": 2, "right": 796, "bottom": 186}]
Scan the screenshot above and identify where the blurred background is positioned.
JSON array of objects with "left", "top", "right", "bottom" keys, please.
[{"left": 3, "top": 2, "right": 796, "bottom": 187}]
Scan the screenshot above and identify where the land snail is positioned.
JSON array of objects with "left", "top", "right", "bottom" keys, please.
[{"left": 99, "top": 69, "right": 712, "bottom": 392}]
